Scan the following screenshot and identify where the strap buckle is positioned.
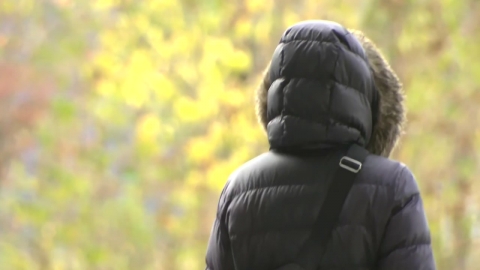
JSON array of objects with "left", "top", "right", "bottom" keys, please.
[{"left": 339, "top": 156, "right": 362, "bottom": 173}]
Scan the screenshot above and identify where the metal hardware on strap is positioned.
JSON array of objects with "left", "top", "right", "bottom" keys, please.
[{"left": 339, "top": 156, "right": 362, "bottom": 173}]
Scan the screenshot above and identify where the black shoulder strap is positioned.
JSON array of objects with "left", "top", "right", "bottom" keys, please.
[{"left": 296, "top": 144, "right": 369, "bottom": 270}]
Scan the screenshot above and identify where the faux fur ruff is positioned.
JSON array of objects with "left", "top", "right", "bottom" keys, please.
[{"left": 254, "top": 29, "right": 405, "bottom": 157}]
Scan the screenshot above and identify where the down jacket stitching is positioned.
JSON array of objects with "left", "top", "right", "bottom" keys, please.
[
  {"left": 279, "top": 113, "right": 366, "bottom": 140},
  {"left": 380, "top": 242, "right": 431, "bottom": 261},
  {"left": 230, "top": 178, "right": 393, "bottom": 201},
  {"left": 280, "top": 39, "right": 365, "bottom": 61},
  {"left": 230, "top": 220, "right": 372, "bottom": 237},
  {"left": 228, "top": 184, "right": 309, "bottom": 201}
]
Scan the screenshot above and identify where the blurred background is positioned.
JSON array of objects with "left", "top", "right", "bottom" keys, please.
[{"left": 0, "top": 0, "right": 480, "bottom": 269}]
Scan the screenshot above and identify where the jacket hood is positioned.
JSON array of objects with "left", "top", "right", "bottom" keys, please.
[{"left": 255, "top": 20, "right": 404, "bottom": 157}]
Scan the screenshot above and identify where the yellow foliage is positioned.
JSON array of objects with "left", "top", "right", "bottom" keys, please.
[
  {"left": 186, "top": 136, "right": 215, "bottom": 164},
  {"left": 219, "top": 87, "right": 246, "bottom": 108},
  {"left": 92, "top": 99, "right": 119, "bottom": 123},
  {"left": 114, "top": 50, "right": 156, "bottom": 108},
  {"left": 172, "top": 187, "right": 198, "bottom": 210},
  {"left": 96, "top": 79, "right": 117, "bottom": 97},
  {"left": 133, "top": 14, "right": 151, "bottom": 33},
  {"left": 230, "top": 147, "right": 253, "bottom": 167},
  {"left": 174, "top": 97, "right": 200, "bottom": 122},
  {"left": 93, "top": 51, "right": 121, "bottom": 78},
  {"left": 198, "top": 66, "right": 224, "bottom": 97},
  {"left": 221, "top": 48, "right": 252, "bottom": 72},
  {"left": 233, "top": 113, "right": 264, "bottom": 144},
  {"left": 185, "top": 170, "right": 205, "bottom": 188},
  {"left": 172, "top": 34, "right": 196, "bottom": 56},
  {"left": 283, "top": 12, "right": 301, "bottom": 27},
  {"left": 175, "top": 62, "right": 197, "bottom": 85},
  {"left": 254, "top": 19, "right": 272, "bottom": 45},
  {"left": 93, "top": 0, "right": 116, "bottom": 10},
  {"left": 203, "top": 37, "right": 234, "bottom": 59},
  {"left": 174, "top": 96, "right": 218, "bottom": 123},
  {"left": 206, "top": 160, "right": 238, "bottom": 191},
  {"left": 235, "top": 18, "right": 253, "bottom": 39},
  {"left": 246, "top": 0, "right": 272, "bottom": 13},
  {"left": 151, "top": 74, "right": 176, "bottom": 101},
  {"left": 136, "top": 113, "right": 161, "bottom": 145}
]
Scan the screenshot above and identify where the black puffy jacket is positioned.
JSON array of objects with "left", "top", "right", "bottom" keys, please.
[{"left": 206, "top": 20, "right": 435, "bottom": 270}]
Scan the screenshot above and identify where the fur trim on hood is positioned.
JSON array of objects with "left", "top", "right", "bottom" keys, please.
[{"left": 255, "top": 28, "right": 405, "bottom": 157}]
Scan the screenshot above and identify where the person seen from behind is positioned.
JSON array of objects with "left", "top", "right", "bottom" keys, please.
[{"left": 205, "top": 20, "right": 436, "bottom": 270}]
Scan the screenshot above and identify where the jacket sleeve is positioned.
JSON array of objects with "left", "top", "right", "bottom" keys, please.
[
  {"left": 377, "top": 166, "right": 436, "bottom": 270},
  {"left": 205, "top": 182, "right": 235, "bottom": 270}
]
